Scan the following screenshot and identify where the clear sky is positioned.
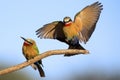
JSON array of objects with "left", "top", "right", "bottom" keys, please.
[{"left": 0, "top": 0, "right": 120, "bottom": 79}]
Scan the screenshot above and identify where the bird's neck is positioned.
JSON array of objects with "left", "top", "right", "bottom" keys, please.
[{"left": 64, "top": 22, "right": 72, "bottom": 27}]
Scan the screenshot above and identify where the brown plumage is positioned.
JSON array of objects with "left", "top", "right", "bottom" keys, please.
[
  {"left": 21, "top": 37, "right": 45, "bottom": 77},
  {"left": 36, "top": 1, "right": 103, "bottom": 56}
]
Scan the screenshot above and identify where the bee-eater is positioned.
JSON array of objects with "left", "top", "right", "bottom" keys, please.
[
  {"left": 36, "top": 1, "right": 103, "bottom": 56},
  {"left": 21, "top": 37, "right": 45, "bottom": 77}
]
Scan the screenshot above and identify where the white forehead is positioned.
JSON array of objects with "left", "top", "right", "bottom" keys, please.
[
  {"left": 64, "top": 18, "right": 70, "bottom": 22},
  {"left": 63, "top": 17, "right": 71, "bottom": 22},
  {"left": 26, "top": 39, "right": 34, "bottom": 42}
]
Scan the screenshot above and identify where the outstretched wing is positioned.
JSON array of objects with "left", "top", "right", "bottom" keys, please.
[
  {"left": 36, "top": 21, "right": 66, "bottom": 42},
  {"left": 74, "top": 1, "right": 103, "bottom": 43}
]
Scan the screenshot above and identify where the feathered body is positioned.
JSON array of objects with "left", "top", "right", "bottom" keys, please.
[
  {"left": 36, "top": 2, "right": 103, "bottom": 56},
  {"left": 21, "top": 37, "right": 45, "bottom": 77},
  {"left": 22, "top": 39, "right": 39, "bottom": 59},
  {"left": 63, "top": 22, "right": 79, "bottom": 41}
]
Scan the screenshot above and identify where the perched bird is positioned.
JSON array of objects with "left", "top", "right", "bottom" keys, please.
[
  {"left": 36, "top": 1, "right": 103, "bottom": 56},
  {"left": 21, "top": 37, "right": 45, "bottom": 77}
]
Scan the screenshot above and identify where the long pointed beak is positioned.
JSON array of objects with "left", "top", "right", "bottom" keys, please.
[
  {"left": 21, "top": 36, "right": 33, "bottom": 44},
  {"left": 21, "top": 36, "right": 27, "bottom": 42}
]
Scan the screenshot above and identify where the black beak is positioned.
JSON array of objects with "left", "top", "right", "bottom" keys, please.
[{"left": 21, "top": 36, "right": 33, "bottom": 44}]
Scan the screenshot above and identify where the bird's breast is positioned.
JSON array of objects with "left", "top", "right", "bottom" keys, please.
[
  {"left": 23, "top": 46, "right": 38, "bottom": 59},
  {"left": 63, "top": 23, "right": 78, "bottom": 40}
]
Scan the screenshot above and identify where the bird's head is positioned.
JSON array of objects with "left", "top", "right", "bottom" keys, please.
[
  {"left": 21, "top": 37, "right": 35, "bottom": 46},
  {"left": 63, "top": 16, "right": 72, "bottom": 26}
]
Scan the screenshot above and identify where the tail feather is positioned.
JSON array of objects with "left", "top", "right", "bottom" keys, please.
[
  {"left": 64, "top": 43, "right": 85, "bottom": 56},
  {"left": 38, "top": 60, "right": 44, "bottom": 67},
  {"left": 35, "top": 62, "right": 45, "bottom": 77}
]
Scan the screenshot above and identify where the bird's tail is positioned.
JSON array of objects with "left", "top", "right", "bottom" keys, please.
[
  {"left": 34, "top": 62, "right": 45, "bottom": 77},
  {"left": 64, "top": 43, "right": 86, "bottom": 56}
]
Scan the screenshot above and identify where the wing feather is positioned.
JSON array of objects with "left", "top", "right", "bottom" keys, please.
[
  {"left": 74, "top": 1, "right": 103, "bottom": 43},
  {"left": 36, "top": 21, "right": 66, "bottom": 42}
]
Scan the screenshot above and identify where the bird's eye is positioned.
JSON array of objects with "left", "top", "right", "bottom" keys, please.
[{"left": 29, "top": 42, "right": 33, "bottom": 45}]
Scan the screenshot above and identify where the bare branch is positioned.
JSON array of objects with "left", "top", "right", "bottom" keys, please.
[{"left": 0, "top": 49, "right": 89, "bottom": 75}]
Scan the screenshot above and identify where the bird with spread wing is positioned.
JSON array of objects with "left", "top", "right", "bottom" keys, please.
[{"left": 36, "top": 1, "right": 103, "bottom": 56}]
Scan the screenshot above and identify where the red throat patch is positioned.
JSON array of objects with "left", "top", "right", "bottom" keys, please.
[
  {"left": 23, "top": 42, "right": 29, "bottom": 46},
  {"left": 65, "top": 22, "right": 72, "bottom": 27}
]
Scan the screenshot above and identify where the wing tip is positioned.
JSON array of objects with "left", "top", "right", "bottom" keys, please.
[
  {"left": 92, "top": 1, "right": 103, "bottom": 12},
  {"left": 92, "top": 1, "right": 103, "bottom": 7}
]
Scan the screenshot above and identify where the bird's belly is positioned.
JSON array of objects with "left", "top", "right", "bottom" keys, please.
[
  {"left": 24, "top": 50, "right": 38, "bottom": 60},
  {"left": 63, "top": 26, "right": 78, "bottom": 40}
]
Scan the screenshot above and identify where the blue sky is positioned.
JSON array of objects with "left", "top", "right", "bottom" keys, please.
[{"left": 0, "top": 0, "right": 120, "bottom": 79}]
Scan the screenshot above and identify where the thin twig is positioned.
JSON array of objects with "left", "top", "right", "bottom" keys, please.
[{"left": 0, "top": 49, "right": 89, "bottom": 75}]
